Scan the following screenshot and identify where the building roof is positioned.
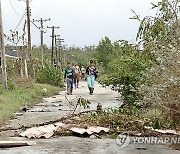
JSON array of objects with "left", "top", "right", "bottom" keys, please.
[{"left": 5, "top": 49, "right": 26, "bottom": 59}]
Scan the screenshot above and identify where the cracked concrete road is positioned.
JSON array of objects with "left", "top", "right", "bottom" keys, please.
[
  {"left": 0, "top": 81, "right": 120, "bottom": 129},
  {"left": 0, "top": 81, "right": 179, "bottom": 154}
]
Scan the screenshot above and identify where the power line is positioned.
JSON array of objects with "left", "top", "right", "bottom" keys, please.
[
  {"left": 30, "top": 20, "right": 39, "bottom": 29},
  {"left": 9, "top": 0, "right": 22, "bottom": 17},
  {"left": 13, "top": 13, "right": 26, "bottom": 32},
  {"left": 4, "top": 12, "right": 26, "bottom": 45},
  {"left": 12, "top": 0, "right": 22, "bottom": 10}
]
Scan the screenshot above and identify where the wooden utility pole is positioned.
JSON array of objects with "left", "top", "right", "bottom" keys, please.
[
  {"left": 54, "top": 34, "right": 60, "bottom": 61},
  {"left": 0, "top": 0, "right": 7, "bottom": 89},
  {"left": 26, "top": 0, "right": 32, "bottom": 59},
  {"left": 33, "top": 18, "right": 50, "bottom": 61},
  {"left": 47, "top": 26, "right": 59, "bottom": 65},
  {"left": 56, "top": 40, "right": 62, "bottom": 62},
  {"left": 56, "top": 38, "right": 64, "bottom": 66}
]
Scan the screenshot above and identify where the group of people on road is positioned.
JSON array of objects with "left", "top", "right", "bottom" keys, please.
[{"left": 64, "top": 60, "right": 98, "bottom": 95}]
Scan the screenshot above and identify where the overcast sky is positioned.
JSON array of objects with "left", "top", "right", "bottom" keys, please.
[{"left": 1, "top": 0, "right": 159, "bottom": 47}]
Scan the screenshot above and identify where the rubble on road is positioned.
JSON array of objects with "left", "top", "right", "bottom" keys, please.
[
  {"left": 88, "top": 126, "right": 109, "bottom": 133},
  {"left": 20, "top": 122, "right": 109, "bottom": 139},
  {"left": 70, "top": 126, "right": 109, "bottom": 135},
  {"left": 144, "top": 126, "right": 180, "bottom": 135},
  {"left": 70, "top": 128, "right": 93, "bottom": 135},
  {"left": 20, "top": 124, "right": 58, "bottom": 139},
  {"left": 0, "top": 141, "right": 36, "bottom": 148}
]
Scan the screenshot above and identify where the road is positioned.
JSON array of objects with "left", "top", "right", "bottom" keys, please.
[{"left": 0, "top": 81, "right": 179, "bottom": 154}]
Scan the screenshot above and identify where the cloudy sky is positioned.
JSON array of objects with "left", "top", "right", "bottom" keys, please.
[{"left": 1, "top": 0, "right": 159, "bottom": 47}]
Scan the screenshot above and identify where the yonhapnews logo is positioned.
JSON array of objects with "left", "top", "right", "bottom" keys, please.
[
  {"left": 116, "top": 132, "right": 130, "bottom": 149},
  {"left": 116, "top": 132, "right": 180, "bottom": 149}
]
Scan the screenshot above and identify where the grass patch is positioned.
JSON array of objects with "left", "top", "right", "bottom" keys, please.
[{"left": 0, "top": 83, "right": 60, "bottom": 126}]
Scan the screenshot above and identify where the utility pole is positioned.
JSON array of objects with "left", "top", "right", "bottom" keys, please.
[
  {"left": 26, "top": 0, "right": 32, "bottom": 59},
  {"left": 63, "top": 46, "right": 67, "bottom": 66},
  {"left": 33, "top": 18, "right": 50, "bottom": 62},
  {"left": 56, "top": 38, "right": 64, "bottom": 66},
  {"left": 47, "top": 26, "right": 59, "bottom": 65},
  {"left": 0, "top": 0, "right": 7, "bottom": 89},
  {"left": 56, "top": 39, "right": 62, "bottom": 62},
  {"left": 54, "top": 34, "right": 60, "bottom": 61}
]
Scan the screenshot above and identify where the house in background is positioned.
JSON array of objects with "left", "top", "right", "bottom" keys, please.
[{"left": 5, "top": 45, "right": 26, "bottom": 59}]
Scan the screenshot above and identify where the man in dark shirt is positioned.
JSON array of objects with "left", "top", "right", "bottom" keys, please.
[{"left": 64, "top": 62, "right": 75, "bottom": 95}]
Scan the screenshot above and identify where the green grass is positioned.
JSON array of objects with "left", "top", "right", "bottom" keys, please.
[{"left": 0, "top": 84, "right": 60, "bottom": 126}]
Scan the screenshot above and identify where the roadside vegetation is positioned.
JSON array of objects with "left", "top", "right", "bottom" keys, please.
[
  {"left": 1, "top": 42, "right": 64, "bottom": 126},
  {"left": 70, "top": 0, "right": 180, "bottom": 136},
  {"left": 0, "top": 81, "right": 59, "bottom": 126}
]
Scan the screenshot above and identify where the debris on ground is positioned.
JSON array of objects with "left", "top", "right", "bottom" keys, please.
[
  {"left": 0, "top": 141, "right": 36, "bottom": 148},
  {"left": 144, "top": 126, "right": 180, "bottom": 135},
  {"left": 20, "top": 124, "right": 58, "bottom": 139},
  {"left": 171, "top": 143, "right": 180, "bottom": 151},
  {"left": 70, "top": 128, "right": 93, "bottom": 135},
  {"left": 88, "top": 126, "right": 109, "bottom": 134},
  {"left": 136, "top": 147, "right": 147, "bottom": 150},
  {"left": 70, "top": 126, "right": 109, "bottom": 135},
  {"left": 20, "top": 122, "right": 109, "bottom": 139}
]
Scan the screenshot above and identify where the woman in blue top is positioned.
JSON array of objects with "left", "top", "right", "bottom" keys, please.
[{"left": 86, "top": 60, "right": 98, "bottom": 95}]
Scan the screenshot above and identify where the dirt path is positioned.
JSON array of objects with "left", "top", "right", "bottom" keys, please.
[{"left": 0, "top": 81, "right": 179, "bottom": 154}]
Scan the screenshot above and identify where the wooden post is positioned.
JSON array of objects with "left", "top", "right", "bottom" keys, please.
[
  {"left": 24, "top": 59, "right": 28, "bottom": 78},
  {"left": 0, "top": 0, "right": 7, "bottom": 89},
  {"left": 33, "top": 18, "right": 50, "bottom": 64},
  {"left": 20, "top": 58, "right": 24, "bottom": 77},
  {"left": 32, "top": 64, "right": 36, "bottom": 79},
  {"left": 47, "top": 26, "right": 59, "bottom": 65},
  {"left": 26, "top": 0, "right": 32, "bottom": 59}
]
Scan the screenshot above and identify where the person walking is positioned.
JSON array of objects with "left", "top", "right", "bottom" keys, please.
[
  {"left": 81, "top": 66, "right": 86, "bottom": 80},
  {"left": 73, "top": 63, "right": 81, "bottom": 88},
  {"left": 86, "top": 60, "right": 98, "bottom": 95},
  {"left": 64, "top": 62, "right": 75, "bottom": 95}
]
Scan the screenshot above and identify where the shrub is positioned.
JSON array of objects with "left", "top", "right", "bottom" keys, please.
[
  {"left": 137, "top": 0, "right": 180, "bottom": 128},
  {"left": 96, "top": 38, "right": 153, "bottom": 107},
  {"left": 36, "top": 62, "right": 63, "bottom": 87},
  {"left": 7, "top": 79, "right": 16, "bottom": 90}
]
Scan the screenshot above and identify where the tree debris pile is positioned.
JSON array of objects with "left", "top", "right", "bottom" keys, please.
[{"left": 19, "top": 108, "right": 180, "bottom": 139}]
